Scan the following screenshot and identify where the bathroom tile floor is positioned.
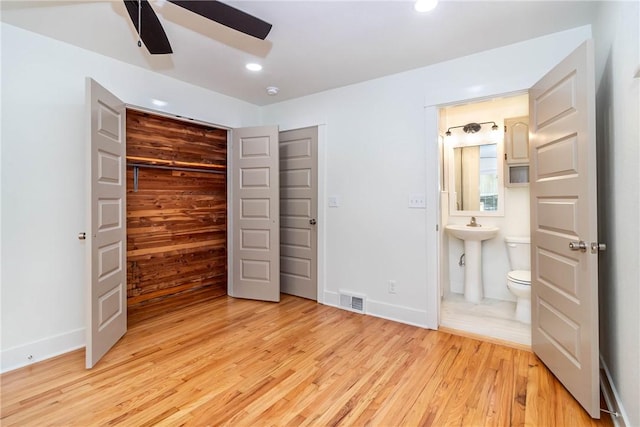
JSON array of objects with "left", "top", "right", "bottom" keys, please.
[{"left": 440, "top": 293, "right": 531, "bottom": 346}]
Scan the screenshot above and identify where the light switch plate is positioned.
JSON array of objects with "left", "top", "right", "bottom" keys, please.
[
  {"left": 409, "top": 194, "right": 426, "bottom": 208},
  {"left": 328, "top": 196, "right": 340, "bottom": 207}
]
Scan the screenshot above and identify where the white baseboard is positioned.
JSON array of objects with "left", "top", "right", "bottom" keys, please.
[
  {"left": 600, "top": 355, "right": 630, "bottom": 427},
  {"left": 1, "top": 328, "right": 85, "bottom": 373},
  {"left": 322, "top": 290, "right": 430, "bottom": 328},
  {"left": 323, "top": 290, "right": 340, "bottom": 307},
  {"left": 366, "top": 299, "right": 430, "bottom": 328}
]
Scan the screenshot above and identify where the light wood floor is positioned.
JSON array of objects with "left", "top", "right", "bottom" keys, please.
[{"left": 1, "top": 290, "right": 613, "bottom": 426}]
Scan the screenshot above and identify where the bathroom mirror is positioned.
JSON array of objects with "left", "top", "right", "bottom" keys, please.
[{"left": 448, "top": 141, "right": 504, "bottom": 216}]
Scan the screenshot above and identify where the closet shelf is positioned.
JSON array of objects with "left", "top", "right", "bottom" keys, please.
[
  {"left": 127, "top": 156, "right": 226, "bottom": 192},
  {"left": 126, "top": 155, "right": 226, "bottom": 171}
]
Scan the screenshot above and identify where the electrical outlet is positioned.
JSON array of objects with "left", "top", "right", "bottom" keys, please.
[{"left": 388, "top": 280, "right": 397, "bottom": 294}]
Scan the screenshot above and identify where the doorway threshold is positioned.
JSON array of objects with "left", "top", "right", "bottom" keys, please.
[{"left": 440, "top": 293, "right": 531, "bottom": 348}]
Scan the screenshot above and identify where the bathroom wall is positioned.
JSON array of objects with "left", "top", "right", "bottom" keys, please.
[{"left": 441, "top": 94, "right": 530, "bottom": 300}]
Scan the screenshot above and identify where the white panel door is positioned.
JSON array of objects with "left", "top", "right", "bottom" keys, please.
[
  {"left": 279, "top": 127, "right": 318, "bottom": 300},
  {"left": 232, "top": 126, "right": 280, "bottom": 302},
  {"left": 529, "top": 41, "right": 601, "bottom": 418},
  {"left": 86, "top": 78, "right": 127, "bottom": 368}
]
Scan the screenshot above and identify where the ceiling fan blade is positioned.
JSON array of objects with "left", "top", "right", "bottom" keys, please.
[
  {"left": 123, "top": 0, "right": 173, "bottom": 54},
  {"left": 168, "top": 0, "right": 272, "bottom": 40}
]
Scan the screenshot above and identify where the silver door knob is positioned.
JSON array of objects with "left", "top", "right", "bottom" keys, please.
[
  {"left": 309, "top": 218, "right": 317, "bottom": 225},
  {"left": 569, "top": 240, "right": 587, "bottom": 252},
  {"left": 78, "top": 232, "right": 86, "bottom": 240},
  {"left": 591, "top": 242, "right": 607, "bottom": 253}
]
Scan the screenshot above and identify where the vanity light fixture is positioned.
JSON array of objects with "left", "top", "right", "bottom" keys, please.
[{"left": 445, "top": 121, "right": 499, "bottom": 136}]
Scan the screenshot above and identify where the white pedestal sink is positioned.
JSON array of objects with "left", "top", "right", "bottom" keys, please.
[{"left": 445, "top": 224, "right": 499, "bottom": 303}]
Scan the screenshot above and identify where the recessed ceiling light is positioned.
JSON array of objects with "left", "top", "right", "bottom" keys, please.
[
  {"left": 414, "top": 0, "right": 438, "bottom": 12},
  {"left": 151, "top": 98, "right": 168, "bottom": 107},
  {"left": 246, "top": 63, "right": 263, "bottom": 72}
]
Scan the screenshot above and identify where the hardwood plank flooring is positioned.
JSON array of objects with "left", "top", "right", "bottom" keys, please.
[{"left": 1, "top": 291, "right": 613, "bottom": 426}]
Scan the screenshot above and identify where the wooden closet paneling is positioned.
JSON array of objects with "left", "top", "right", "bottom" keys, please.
[
  {"left": 126, "top": 110, "right": 227, "bottom": 304},
  {"left": 126, "top": 110, "right": 227, "bottom": 165}
]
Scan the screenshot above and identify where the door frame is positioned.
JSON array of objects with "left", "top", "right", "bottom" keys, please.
[
  {"left": 426, "top": 90, "right": 529, "bottom": 330},
  {"left": 227, "top": 124, "right": 327, "bottom": 304},
  {"left": 124, "top": 105, "right": 231, "bottom": 305}
]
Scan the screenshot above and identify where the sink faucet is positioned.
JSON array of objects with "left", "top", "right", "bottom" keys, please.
[{"left": 467, "top": 216, "right": 481, "bottom": 227}]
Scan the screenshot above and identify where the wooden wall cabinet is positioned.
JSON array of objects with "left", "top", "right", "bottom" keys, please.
[{"left": 504, "top": 116, "right": 530, "bottom": 187}]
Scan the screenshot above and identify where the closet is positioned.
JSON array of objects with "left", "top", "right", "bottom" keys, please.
[{"left": 125, "top": 109, "right": 227, "bottom": 305}]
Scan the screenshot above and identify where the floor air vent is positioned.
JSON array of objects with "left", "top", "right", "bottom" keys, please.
[{"left": 339, "top": 291, "right": 365, "bottom": 314}]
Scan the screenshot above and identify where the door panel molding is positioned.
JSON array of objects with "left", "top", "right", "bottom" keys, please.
[
  {"left": 279, "top": 127, "right": 318, "bottom": 301},
  {"left": 529, "top": 40, "right": 600, "bottom": 418},
  {"left": 86, "top": 78, "right": 127, "bottom": 369},
  {"left": 231, "top": 126, "right": 280, "bottom": 302}
]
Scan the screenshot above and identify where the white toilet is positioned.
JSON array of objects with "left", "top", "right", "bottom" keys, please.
[{"left": 505, "top": 236, "right": 531, "bottom": 324}]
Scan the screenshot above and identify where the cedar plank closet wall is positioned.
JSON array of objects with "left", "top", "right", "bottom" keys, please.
[{"left": 126, "top": 109, "right": 227, "bottom": 305}]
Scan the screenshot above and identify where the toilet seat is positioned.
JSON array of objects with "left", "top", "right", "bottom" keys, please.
[{"left": 508, "top": 270, "right": 531, "bottom": 285}]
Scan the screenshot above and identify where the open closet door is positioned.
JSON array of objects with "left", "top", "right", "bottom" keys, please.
[
  {"left": 85, "top": 78, "right": 127, "bottom": 368},
  {"left": 231, "top": 126, "right": 280, "bottom": 302},
  {"left": 529, "top": 40, "right": 601, "bottom": 418}
]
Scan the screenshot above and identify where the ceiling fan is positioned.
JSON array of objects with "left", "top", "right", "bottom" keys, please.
[{"left": 123, "top": 0, "right": 272, "bottom": 55}]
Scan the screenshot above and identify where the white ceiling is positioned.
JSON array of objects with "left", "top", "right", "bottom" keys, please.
[{"left": 1, "top": 1, "right": 600, "bottom": 106}]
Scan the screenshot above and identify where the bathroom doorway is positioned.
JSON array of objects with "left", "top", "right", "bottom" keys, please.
[
  {"left": 437, "top": 93, "right": 532, "bottom": 348},
  {"left": 431, "top": 42, "right": 602, "bottom": 418}
]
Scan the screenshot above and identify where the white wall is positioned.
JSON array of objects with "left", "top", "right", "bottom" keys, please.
[
  {"left": 261, "top": 26, "right": 592, "bottom": 327},
  {"left": 0, "top": 21, "right": 598, "bottom": 372},
  {"left": 2, "top": 11, "right": 636, "bottom": 421},
  {"left": 0, "top": 23, "right": 260, "bottom": 372},
  {"left": 4, "top": 16, "right": 635, "bottom": 422},
  {"left": 592, "top": 2, "right": 640, "bottom": 426},
  {"left": 442, "top": 95, "right": 529, "bottom": 300}
]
